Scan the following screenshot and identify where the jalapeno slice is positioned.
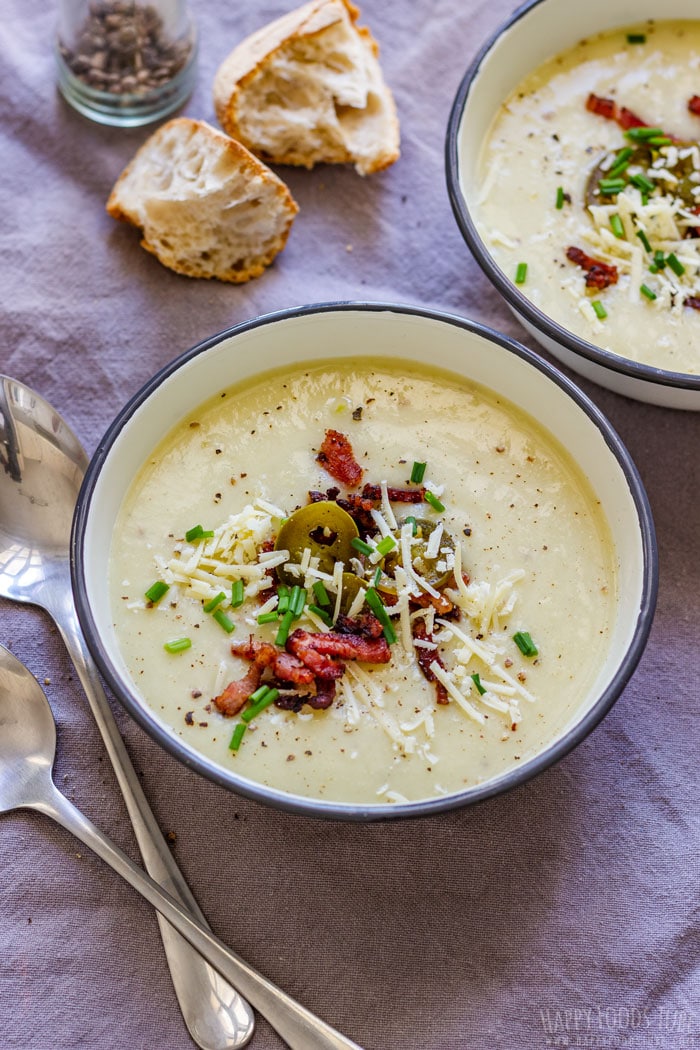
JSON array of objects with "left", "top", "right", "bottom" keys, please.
[{"left": 275, "top": 501, "right": 359, "bottom": 584}]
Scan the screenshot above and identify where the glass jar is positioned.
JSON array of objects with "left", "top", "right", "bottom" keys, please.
[{"left": 55, "top": 0, "right": 197, "bottom": 127}]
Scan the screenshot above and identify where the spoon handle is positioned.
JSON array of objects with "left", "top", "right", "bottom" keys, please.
[
  {"left": 33, "top": 783, "right": 365, "bottom": 1050},
  {"left": 49, "top": 591, "right": 255, "bottom": 1049}
]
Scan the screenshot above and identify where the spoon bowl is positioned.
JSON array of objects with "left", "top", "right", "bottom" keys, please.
[{"left": 0, "top": 642, "right": 363, "bottom": 1050}]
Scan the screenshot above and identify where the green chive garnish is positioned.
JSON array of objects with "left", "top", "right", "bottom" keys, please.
[
  {"left": 555, "top": 186, "right": 565, "bottom": 209},
  {"left": 608, "top": 147, "right": 633, "bottom": 178},
  {"left": 257, "top": 610, "right": 279, "bottom": 625},
  {"left": 666, "top": 252, "right": 685, "bottom": 277},
  {"left": 636, "top": 230, "right": 652, "bottom": 253},
  {"left": 372, "top": 566, "right": 382, "bottom": 588},
  {"left": 424, "top": 491, "right": 445, "bottom": 513},
  {"left": 653, "top": 250, "right": 666, "bottom": 269},
  {"left": 609, "top": 214, "right": 625, "bottom": 239},
  {"left": 277, "top": 585, "right": 290, "bottom": 613},
  {"left": 213, "top": 609, "right": 235, "bottom": 634},
  {"left": 229, "top": 723, "right": 246, "bottom": 751},
  {"left": 647, "top": 136, "right": 672, "bottom": 147},
  {"left": 275, "top": 609, "right": 295, "bottom": 646},
  {"left": 364, "top": 588, "right": 397, "bottom": 645},
  {"left": 185, "top": 524, "right": 214, "bottom": 543},
  {"left": 405, "top": 515, "right": 418, "bottom": 535},
  {"left": 649, "top": 263, "right": 660, "bottom": 274},
  {"left": 312, "top": 580, "right": 331, "bottom": 606},
  {"left": 375, "top": 535, "right": 397, "bottom": 557},
  {"left": 592, "top": 300, "right": 607, "bottom": 320},
  {"left": 629, "top": 172, "right": 655, "bottom": 194},
  {"left": 144, "top": 580, "right": 169, "bottom": 604},
  {"left": 626, "top": 32, "right": 646, "bottom": 44},
  {"left": 231, "top": 579, "right": 245, "bottom": 608},
  {"left": 289, "top": 585, "right": 307, "bottom": 616},
  {"left": 411, "top": 461, "right": 427, "bottom": 484},
  {"left": 513, "top": 631, "right": 538, "bottom": 657},
  {"left": 625, "top": 126, "right": 664, "bottom": 141},
  {"left": 308, "top": 604, "right": 332, "bottom": 625},
  {"left": 164, "top": 637, "right": 192, "bottom": 654},
  {"left": 640, "top": 283, "right": 657, "bottom": 300},
  {"left": 598, "top": 178, "right": 626, "bottom": 196},
  {"left": 515, "top": 262, "right": 528, "bottom": 285},
  {"left": 351, "top": 537, "right": 374, "bottom": 556},
  {"left": 470, "top": 672, "right": 487, "bottom": 696},
  {"left": 203, "top": 591, "right": 226, "bottom": 613},
  {"left": 242, "top": 687, "right": 279, "bottom": 723},
  {"left": 248, "top": 685, "right": 271, "bottom": 704}
]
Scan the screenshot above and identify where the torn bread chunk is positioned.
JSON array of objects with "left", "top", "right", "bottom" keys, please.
[
  {"left": 106, "top": 118, "right": 298, "bottom": 282},
  {"left": 213, "top": 0, "right": 400, "bottom": 176}
]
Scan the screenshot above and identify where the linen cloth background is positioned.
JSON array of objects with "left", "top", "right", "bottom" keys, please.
[{"left": 1, "top": 1, "right": 699, "bottom": 1048}]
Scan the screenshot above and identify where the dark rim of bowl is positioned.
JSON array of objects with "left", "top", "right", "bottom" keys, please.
[
  {"left": 445, "top": 0, "right": 700, "bottom": 393},
  {"left": 71, "top": 301, "right": 658, "bottom": 821}
]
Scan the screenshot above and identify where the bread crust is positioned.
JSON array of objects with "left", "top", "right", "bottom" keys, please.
[
  {"left": 213, "top": 0, "right": 399, "bottom": 175},
  {"left": 106, "top": 118, "right": 298, "bottom": 283}
]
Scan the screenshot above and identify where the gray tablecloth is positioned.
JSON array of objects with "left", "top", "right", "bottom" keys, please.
[{"left": 2, "top": 2, "right": 699, "bottom": 1048}]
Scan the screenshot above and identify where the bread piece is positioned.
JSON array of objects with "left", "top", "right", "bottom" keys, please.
[
  {"left": 106, "top": 118, "right": 299, "bottom": 282},
  {"left": 213, "top": 0, "right": 400, "bottom": 176}
]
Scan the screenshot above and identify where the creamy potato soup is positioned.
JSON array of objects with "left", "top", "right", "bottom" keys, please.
[
  {"left": 110, "top": 360, "right": 616, "bottom": 805},
  {"left": 474, "top": 20, "right": 700, "bottom": 375}
]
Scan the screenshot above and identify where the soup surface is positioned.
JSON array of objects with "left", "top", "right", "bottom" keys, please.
[
  {"left": 110, "top": 359, "right": 616, "bottom": 805},
  {"left": 473, "top": 20, "right": 700, "bottom": 375}
]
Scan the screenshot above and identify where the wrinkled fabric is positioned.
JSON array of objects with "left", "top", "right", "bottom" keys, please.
[{"left": 1, "top": 2, "right": 699, "bottom": 1048}]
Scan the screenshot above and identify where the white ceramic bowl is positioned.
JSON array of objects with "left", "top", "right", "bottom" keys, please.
[
  {"left": 446, "top": 0, "right": 700, "bottom": 410},
  {"left": 72, "top": 303, "right": 657, "bottom": 819}
]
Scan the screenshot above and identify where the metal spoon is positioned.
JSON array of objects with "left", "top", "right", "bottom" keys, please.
[
  {"left": 0, "top": 643, "right": 363, "bottom": 1050},
  {"left": 0, "top": 375, "right": 254, "bottom": 1048}
]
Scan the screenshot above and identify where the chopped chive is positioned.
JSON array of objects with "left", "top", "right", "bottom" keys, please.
[
  {"left": 515, "top": 262, "right": 528, "bottom": 285},
  {"left": 277, "top": 585, "right": 290, "bottom": 613},
  {"left": 203, "top": 591, "right": 227, "bottom": 613},
  {"left": 231, "top": 579, "right": 245, "bottom": 608},
  {"left": 513, "top": 631, "right": 538, "bottom": 657},
  {"left": 555, "top": 186, "right": 565, "bottom": 209},
  {"left": 636, "top": 229, "right": 652, "bottom": 253},
  {"left": 648, "top": 263, "right": 660, "bottom": 274},
  {"left": 591, "top": 300, "right": 607, "bottom": 320},
  {"left": 275, "top": 608, "right": 295, "bottom": 646},
  {"left": 666, "top": 252, "right": 685, "bottom": 276},
  {"left": 185, "top": 524, "right": 214, "bottom": 543},
  {"left": 249, "top": 685, "right": 271, "bottom": 704},
  {"left": 365, "top": 587, "right": 397, "bottom": 645},
  {"left": 629, "top": 172, "right": 655, "bottom": 194},
  {"left": 372, "top": 566, "right": 382, "bottom": 587},
  {"left": 647, "top": 136, "right": 672, "bottom": 147},
  {"left": 351, "top": 537, "right": 374, "bottom": 556},
  {"left": 640, "top": 283, "right": 657, "bottom": 300},
  {"left": 410, "top": 460, "right": 427, "bottom": 484},
  {"left": 598, "top": 178, "right": 626, "bottom": 195},
  {"left": 424, "top": 491, "right": 445, "bottom": 513},
  {"left": 144, "top": 580, "right": 169, "bottom": 604},
  {"left": 242, "top": 688, "right": 279, "bottom": 723},
  {"left": 626, "top": 32, "right": 646, "bottom": 44},
  {"left": 653, "top": 250, "right": 666, "bottom": 269},
  {"left": 608, "top": 147, "right": 633, "bottom": 177},
  {"left": 213, "top": 609, "right": 235, "bottom": 634},
  {"left": 405, "top": 515, "right": 418, "bottom": 535},
  {"left": 609, "top": 214, "right": 625, "bottom": 239},
  {"left": 625, "top": 126, "right": 664, "bottom": 141},
  {"left": 308, "top": 604, "right": 332, "bottom": 625},
  {"left": 375, "top": 535, "right": 397, "bottom": 557},
  {"left": 229, "top": 723, "right": 246, "bottom": 751},
  {"left": 164, "top": 637, "right": 191, "bottom": 654},
  {"left": 312, "top": 580, "right": 331, "bottom": 606},
  {"left": 470, "top": 672, "right": 487, "bottom": 696},
  {"left": 290, "top": 585, "right": 307, "bottom": 616},
  {"left": 257, "top": 610, "right": 279, "bottom": 625}
]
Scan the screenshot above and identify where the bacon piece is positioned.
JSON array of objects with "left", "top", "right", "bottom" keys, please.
[
  {"left": 566, "top": 246, "right": 619, "bottom": 290},
  {"left": 684, "top": 296, "right": 700, "bottom": 311},
  {"left": 361, "top": 483, "right": 424, "bottom": 503},
  {"left": 334, "top": 612, "right": 385, "bottom": 639},
  {"left": 689, "top": 95, "right": 700, "bottom": 117},
  {"left": 586, "top": 93, "right": 647, "bottom": 131},
  {"left": 316, "top": 430, "right": 363, "bottom": 487},
  {"left": 287, "top": 628, "right": 390, "bottom": 679},
  {"left": 231, "top": 637, "right": 315, "bottom": 685},
  {"left": 213, "top": 665, "right": 261, "bottom": 716},
  {"left": 412, "top": 620, "right": 448, "bottom": 704}
]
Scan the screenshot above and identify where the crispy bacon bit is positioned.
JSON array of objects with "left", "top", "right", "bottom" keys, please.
[
  {"left": 287, "top": 628, "right": 391, "bottom": 680},
  {"left": 334, "top": 612, "right": 385, "bottom": 639},
  {"left": 361, "top": 483, "right": 424, "bottom": 503},
  {"left": 412, "top": 620, "right": 448, "bottom": 704},
  {"left": 566, "top": 246, "right": 619, "bottom": 290},
  {"left": 231, "top": 637, "right": 315, "bottom": 684},
  {"left": 316, "top": 430, "right": 363, "bottom": 487},
  {"left": 684, "top": 296, "right": 700, "bottom": 311},
  {"left": 586, "top": 93, "right": 647, "bottom": 130},
  {"left": 213, "top": 665, "right": 261, "bottom": 716},
  {"left": 688, "top": 95, "right": 700, "bottom": 117}
]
